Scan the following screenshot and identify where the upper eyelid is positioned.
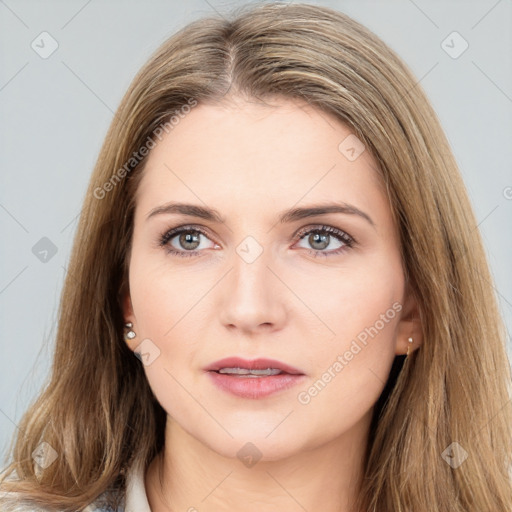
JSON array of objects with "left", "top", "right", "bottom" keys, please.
[
  {"left": 161, "top": 224, "right": 212, "bottom": 240},
  {"left": 295, "top": 224, "right": 353, "bottom": 240}
]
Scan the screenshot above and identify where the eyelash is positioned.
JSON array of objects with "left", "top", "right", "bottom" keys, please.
[{"left": 158, "top": 224, "right": 356, "bottom": 259}]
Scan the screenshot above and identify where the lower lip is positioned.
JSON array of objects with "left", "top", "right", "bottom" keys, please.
[{"left": 206, "top": 371, "right": 306, "bottom": 399}]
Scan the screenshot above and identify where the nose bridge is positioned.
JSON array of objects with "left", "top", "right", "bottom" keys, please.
[
  {"left": 218, "top": 234, "right": 286, "bottom": 331},
  {"left": 230, "top": 236, "right": 275, "bottom": 306}
]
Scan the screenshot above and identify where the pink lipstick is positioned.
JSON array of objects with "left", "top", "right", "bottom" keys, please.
[{"left": 204, "top": 357, "right": 306, "bottom": 399}]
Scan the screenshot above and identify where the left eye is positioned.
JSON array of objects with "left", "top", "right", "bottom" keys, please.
[{"left": 293, "top": 226, "right": 354, "bottom": 256}]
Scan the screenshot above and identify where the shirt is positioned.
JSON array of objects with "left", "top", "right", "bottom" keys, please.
[{"left": 118, "top": 463, "right": 151, "bottom": 512}]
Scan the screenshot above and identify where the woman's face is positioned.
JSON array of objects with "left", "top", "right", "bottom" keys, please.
[{"left": 124, "top": 96, "right": 416, "bottom": 461}]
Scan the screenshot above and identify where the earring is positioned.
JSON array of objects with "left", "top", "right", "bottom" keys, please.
[
  {"left": 407, "top": 337, "right": 413, "bottom": 356},
  {"left": 125, "top": 322, "right": 136, "bottom": 340}
]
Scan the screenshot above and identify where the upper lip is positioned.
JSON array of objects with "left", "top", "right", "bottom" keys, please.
[{"left": 204, "top": 357, "right": 304, "bottom": 375}]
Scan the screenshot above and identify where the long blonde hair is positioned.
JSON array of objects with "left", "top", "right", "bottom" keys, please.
[{"left": 1, "top": 3, "right": 511, "bottom": 511}]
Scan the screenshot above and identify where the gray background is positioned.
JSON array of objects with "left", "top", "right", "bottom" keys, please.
[{"left": 1, "top": 0, "right": 511, "bottom": 464}]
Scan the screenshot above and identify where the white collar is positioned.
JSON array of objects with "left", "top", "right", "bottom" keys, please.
[{"left": 124, "top": 463, "right": 151, "bottom": 512}]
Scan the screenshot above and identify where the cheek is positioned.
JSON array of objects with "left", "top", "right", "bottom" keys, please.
[
  {"left": 285, "top": 247, "right": 403, "bottom": 352},
  {"left": 128, "top": 256, "right": 208, "bottom": 386},
  {"left": 291, "top": 254, "right": 403, "bottom": 419},
  {"left": 328, "top": 270, "right": 401, "bottom": 354},
  {"left": 293, "top": 294, "right": 400, "bottom": 444},
  {"left": 128, "top": 259, "right": 210, "bottom": 425},
  {"left": 129, "top": 253, "right": 203, "bottom": 338}
]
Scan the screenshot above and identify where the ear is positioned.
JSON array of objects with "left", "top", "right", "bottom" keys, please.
[
  {"left": 123, "top": 292, "right": 134, "bottom": 320},
  {"left": 395, "top": 284, "right": 423, "bottom": 356}
]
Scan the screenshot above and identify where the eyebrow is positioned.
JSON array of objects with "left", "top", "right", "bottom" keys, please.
[{"left": 146, "top": 201, "right": 375, "bottom": 227}]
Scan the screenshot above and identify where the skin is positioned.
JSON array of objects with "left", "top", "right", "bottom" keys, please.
[{"left": 123, "top": 96, "right": 422, "bottom": 512}]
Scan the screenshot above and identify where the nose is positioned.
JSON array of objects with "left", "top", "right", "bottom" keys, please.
[{"left": 218, "top": 246, "right": 288, "bottom": 334}]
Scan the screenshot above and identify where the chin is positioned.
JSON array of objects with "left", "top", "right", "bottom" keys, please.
[{"left": 194, "top": 421, "right": 308, "bottom": 462}]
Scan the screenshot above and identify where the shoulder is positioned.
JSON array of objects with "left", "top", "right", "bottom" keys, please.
[
  {"left": 0, "top": 495, "right": 124, "bottom": 512},
  {"left": 0, "top": 492, "right": 124, "bottom": 512},
  {"left": 0, "top": 470, "right": 125, "bottom": 512},
  {"left": 84, "top": 489, "right": 126, "bottom": 511}
]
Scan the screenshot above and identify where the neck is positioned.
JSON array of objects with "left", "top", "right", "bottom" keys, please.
[{"left": 145, "top": 413, "right": 371, "bottom": 512}]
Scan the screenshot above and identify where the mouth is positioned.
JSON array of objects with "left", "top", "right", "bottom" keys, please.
[
  {"left": 216, "top": 367, "right": 285, "bottom": 377},
  {"left": 204, "top": 357, "right": 306, "bottom": 399},
  {"left": 204, "top": 356, "right": 305, "bottom": 376}
]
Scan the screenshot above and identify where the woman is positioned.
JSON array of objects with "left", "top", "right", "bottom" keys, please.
[{"left": 1, "top": 2, "right": 511, "bottom": 511}]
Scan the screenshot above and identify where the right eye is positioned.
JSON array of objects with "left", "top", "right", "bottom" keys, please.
[{"left": 159, "top": 226, "right": 218, "bottom": 257}]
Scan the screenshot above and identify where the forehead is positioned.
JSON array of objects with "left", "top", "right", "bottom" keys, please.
[{"left": 134, "top": 97, "right": 386, "bottom": 224}]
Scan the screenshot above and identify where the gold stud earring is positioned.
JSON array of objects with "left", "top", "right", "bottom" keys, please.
[{"left": 407, "top": 337, "right": 413, "bottom": 356}]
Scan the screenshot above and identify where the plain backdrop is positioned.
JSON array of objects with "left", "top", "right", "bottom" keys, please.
[{"left": 1, "top": 0, "right": 511, "bottom": 464}]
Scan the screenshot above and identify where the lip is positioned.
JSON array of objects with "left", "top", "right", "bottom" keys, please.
[
  {"left": 204, "top": 357, "right": 304, "bottom": 375},
  {"left": 204, "top": 357, "right": 306, "bottom": 399}
]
